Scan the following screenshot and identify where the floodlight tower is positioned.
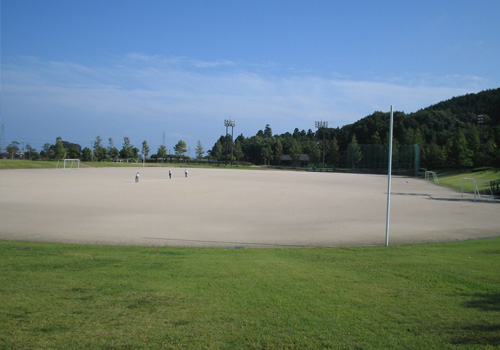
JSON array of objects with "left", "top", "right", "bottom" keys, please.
[
  {"left": 315, "top": 120, "right": 328, "bottom": 165},
  {"left": 478, "top": 114, "right": 485, "bottom": 138},
  {"left": 224, "top": 119, "right": 236, "bottom": 165}
]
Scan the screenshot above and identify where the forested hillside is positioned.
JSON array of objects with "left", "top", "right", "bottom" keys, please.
[{"left": 211, "top": 88, "right": 500, "bottom": 169}]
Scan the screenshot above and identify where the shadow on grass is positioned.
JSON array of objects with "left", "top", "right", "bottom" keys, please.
[
  {"left": 452, "top": 293, "right": 500, "bottom": 346},
  {"left": 464, "top": 293, "right": 500, "bottom": 312}
]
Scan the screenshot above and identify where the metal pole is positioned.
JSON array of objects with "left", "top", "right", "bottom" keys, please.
[
  {"left": 323, "top": 129, "right": 326, "bottom": 165},
  {"left": 385, "top": 106, "right": 394, "bottom": 247},
  {"left": 224, "top": 120, "right": 229, "bottom": 164},
  {"left": 230, "top": 123, "right": 235, "bottom": 166},
  {"left": 315, "top": 121, "right": 328, "bottom": 165}
]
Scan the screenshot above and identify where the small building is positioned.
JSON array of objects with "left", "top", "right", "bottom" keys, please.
[{"left": 281, "top": 154, "right": 310, "bottom": 167}]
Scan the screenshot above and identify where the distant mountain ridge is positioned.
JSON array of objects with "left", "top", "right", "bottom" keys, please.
[{"left": 422, "top": 88, "right": 500, "bottom": 124}]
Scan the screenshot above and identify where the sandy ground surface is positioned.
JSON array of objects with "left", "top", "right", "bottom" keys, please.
[{"left": 0, "top": 167, "right": 498, "bottom": 248}]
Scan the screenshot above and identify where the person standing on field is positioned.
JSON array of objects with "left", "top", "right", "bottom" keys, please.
[
  {"left": 135, "top": 172, "right": 140, "bottom": 182},
  {"left": 168, "top": 169, "right": 172, "bottom": 179},
  {"left": 184, "top": 168, "right": 188, "bottom": 178}
]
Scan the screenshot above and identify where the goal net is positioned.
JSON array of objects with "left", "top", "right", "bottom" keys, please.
[
  {"left": 461, "top": 178, "right": 494, "bottom": 201},
  {"left": 424, "top": 171, "right": 439, "bottom": 184},
  {"left": 57, "top": 159, "right": 80, "bottom": 169}
]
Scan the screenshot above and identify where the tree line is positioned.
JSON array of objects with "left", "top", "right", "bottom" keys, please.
[
  {"left": 5, "top": 136, "right": 205, "bottom": 163},
  {"left": 5, "top": 88, "right": 500, "bottom": 169}
]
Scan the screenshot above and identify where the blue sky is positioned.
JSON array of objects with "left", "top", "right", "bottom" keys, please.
[{"left": 2, "top": 0, "right": 499, "bottom": 155}]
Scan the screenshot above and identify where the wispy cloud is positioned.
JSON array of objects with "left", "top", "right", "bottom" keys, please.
[{"left": 2, "top": 54, "right": 491, "bottom": 150}]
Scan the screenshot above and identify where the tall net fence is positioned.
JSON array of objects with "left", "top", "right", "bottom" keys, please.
[{"left": 342, "top": 144, "right": 420, "bottom": 175}]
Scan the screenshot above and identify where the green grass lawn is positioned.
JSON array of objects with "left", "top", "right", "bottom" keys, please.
[
  {"left": 0, "top": 159, "right": 254, "bottom": 170},
  {"left": 436, "top": 169, "right": 500, "bottom": 193},
  {"left": 0, "top": 159, "right": 58, "bottom": 169},
  {"left": 1, "top": 239, "right": 499, "bottom": 349}
]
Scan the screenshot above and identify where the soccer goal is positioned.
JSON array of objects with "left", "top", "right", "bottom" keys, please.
[
  {"left": 461, "top": 178, "right": 494, "bottom": 201},
  {"left": 424, "top": 171, "right": 439, "bottom": 184},
  {"left": 57, "top": 159, "right": 80, "bottom": 169}
]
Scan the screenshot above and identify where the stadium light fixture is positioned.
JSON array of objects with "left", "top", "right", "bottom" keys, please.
[{"left": 478, "top": 114, "right": 485, "bottom": 138}]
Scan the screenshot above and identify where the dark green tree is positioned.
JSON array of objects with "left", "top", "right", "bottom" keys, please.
[
  {"left": 264, "top": 124, "right": 273, "bottom": 139},
  {"left": 449, "top": 129, "right": 473, "bottom": 168},
  {"left": 141, "top": 140, "right": 150, "bottom": 159},
  {"left": 274, "top": 138, "right": 283, "bottom": 165},
  {"left": 195, "top": 140, "right": 204, "bottom": 160},
  {"left": 233, "top": 139, "right": 244, "bottom": 162},
  {"left": 157, "top": 145, "right": 167, "bottom": 163},
  {"left": 370, "top": 131, "right": 382, "bottom": 145},
  {"left": 25, "top": 144, "right": 39, "bottom": 160},
  {"left": 93, "top": 136, "right": 107, "bottom": 161},
  {"left": 120, "top": 137, "right": 135, "bottom": 160},
  {"left": 55, "top": 137, "right": 66, "bottom": 159},
  {"left": 7, "top": 141, "right": 20, "bottom": 159},
  {"left": 289, "top": 139, "right": 301, "bottom": 164},
  {"left": 81, "top": 147, "right": 92, "bottom": 161},
  {"left": 108, "top": 138, "right": 119, "bottom": 160},
  {"left": 174, "top": 140, "right": 187, "bottom": 156},
  {"left": 422, "top": 143, "right": 446, "bottom": 168},
  {"left": 347, "top": 135, "right": 363, "bottom": 168},
  {"left": 303, "top": 140, "right": 320, "bottom": 163},
  {"left": 327, "top": 137, "right": 340, "bottom": 165},
  {"left": 261, "top": 143, "right": 273, "bottom": 165}
]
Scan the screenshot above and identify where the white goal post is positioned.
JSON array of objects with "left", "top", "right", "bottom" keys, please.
[
  {"left": 461, "top": 178, "right": 494, "bottom": 201},
  {"left": 424, "top": 171, "right": 439, "bottom": 184},
  {"left": 57, "top": 159, "right": 81, "bottom": 169}
]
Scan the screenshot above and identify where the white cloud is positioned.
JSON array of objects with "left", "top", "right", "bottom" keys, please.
[{"left": 2, "top": 54, "right": 492, "bottom": 151}]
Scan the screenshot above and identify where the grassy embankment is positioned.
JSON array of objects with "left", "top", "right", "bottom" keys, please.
[
  {"left": 0, "top": 159, "right": 58, "bottom": 169},
  {"left": 1, "top": 239, "right": 499, "bottom": 349},
  {"left": 435, "top": 169, "right": 500, "bottom": 194}
]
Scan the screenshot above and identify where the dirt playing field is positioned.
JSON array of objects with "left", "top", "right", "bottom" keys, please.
[{"left": 0, "top": 167, "right": 498, "bottom": 248}]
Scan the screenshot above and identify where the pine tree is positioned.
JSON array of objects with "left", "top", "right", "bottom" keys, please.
[
  {"left": 195, "top": 140, "right": 204, "bottom": 160},
  {"left": 347, "top": 135, "right": 363, "bottom": 168},
  {"left": 157, "top": 145, "right": 167, "bottom": 163},
  {"left": 450, "top": 129, "right": 473, "bottom": 168},
  {"left": 174, "top": 140, "right": 187, "bottom": 156}
]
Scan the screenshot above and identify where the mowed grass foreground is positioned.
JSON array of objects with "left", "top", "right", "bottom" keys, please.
[{"left": 1, "top": 240, "right": 499, "bottom": 349}]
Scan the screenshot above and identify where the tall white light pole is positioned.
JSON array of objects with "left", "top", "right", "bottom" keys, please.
[
  {"left": 224, "top": 119, "right": 236, "bottom": 165},
  {"left": 315, "top": 121, "right": 328, "bottom": 165},
  {"left": 385, "top": 106, "right": 394, "bottom": 247}
]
